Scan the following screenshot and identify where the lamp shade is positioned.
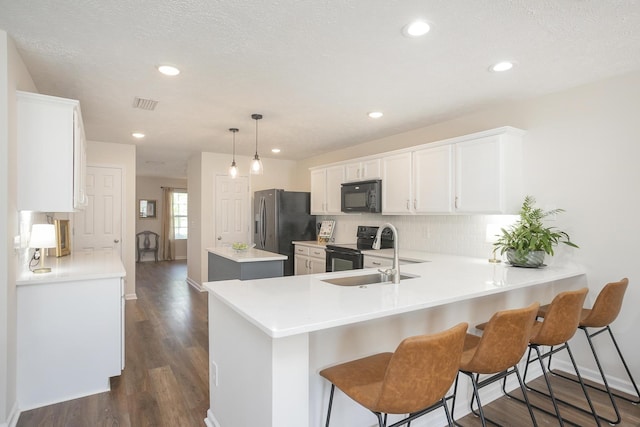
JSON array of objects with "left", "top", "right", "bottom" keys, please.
[{"left": 29, "top": 224, "right": 56, "bottom": 248}]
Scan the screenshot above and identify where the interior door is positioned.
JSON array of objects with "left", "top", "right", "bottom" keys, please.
[
  {"left": 73, "top": 166, "right": 123, "bottom": 256},
  {"left": 215, "top": 175, "right": 250, "bottom": 246}
]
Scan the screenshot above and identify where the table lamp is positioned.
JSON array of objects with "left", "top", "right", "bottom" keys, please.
[
  {"left": 485, "top": 224, "right": 502, "bottom": 263},
  {"left": 29, "top": 223, "right": 56, "bottom": 273}
]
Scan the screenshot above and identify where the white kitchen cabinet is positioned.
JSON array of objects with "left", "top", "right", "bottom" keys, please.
[
  {"left": 16, "top": 251, "right": 125, "bottom": 410},
  {"left": 381, "top": 152, "right": 413, "bottom": 214},
  {"left": 294, "top": 244, "right": 326, "bottom": 275},
  {"left": 454, "top": 130, "right": 524, "bottom": 213},
  {"left": 344, "top": 158, "right": 381, "bottom": 182},
  {"left": 17, "top": 91, "right": 87, "bottom": 212},
  {"left": 310, "top": 166, "right": 344, "bottom": 215},
  {"left": 413, "top": 145, "right": 454, "bottom": 214}
]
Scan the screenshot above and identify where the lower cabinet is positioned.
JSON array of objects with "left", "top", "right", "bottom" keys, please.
[
  {"left": 294, "top": 244, "right": 327, "bottom": 275},
  {"left": 17, "top": 276, "right": 124, "bottom": 409}
]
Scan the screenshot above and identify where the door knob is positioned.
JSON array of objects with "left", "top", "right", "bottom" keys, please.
[
  {"left": 114, "top": 239, "right": 120, "bottom": 243},
  {"left": 217, "top": 236, "right": 222, "bottom": 240}
]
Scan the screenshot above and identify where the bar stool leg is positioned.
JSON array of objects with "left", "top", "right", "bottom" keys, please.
[{"left": 325, "top": 384, "right": 335, "bottom": 427}]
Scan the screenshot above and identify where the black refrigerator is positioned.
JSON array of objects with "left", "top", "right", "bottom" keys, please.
[{"left": 254, "top": 189, "right": 316, "bottom": 276}]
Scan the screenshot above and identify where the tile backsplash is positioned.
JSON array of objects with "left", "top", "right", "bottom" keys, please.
[{"left": 318, "top": 213, "right": 518, "bottom": 259}]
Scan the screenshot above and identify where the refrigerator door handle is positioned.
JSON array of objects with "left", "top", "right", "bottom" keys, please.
[{"left": 260, "top": 196, "right": 267, "bottom": 248}]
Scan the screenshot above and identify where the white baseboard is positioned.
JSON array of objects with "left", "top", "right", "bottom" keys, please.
[
  {"left": 125, "top": 293, "right": 138, "bottom": 300},
  {"left": 187, "top": 277, "right": 205, "bottom": 292},
  {"left": 174, "top": 255, "right": 187, "bottom": 260},
  {"left": 551, "top": 357, "right": 638, "bottom": 397},
  {"left": 205, "top": 409, "right": 220, "bottom": 427},
  {"left": 1, "top": 401, "right": 20, "bottom": 427}
]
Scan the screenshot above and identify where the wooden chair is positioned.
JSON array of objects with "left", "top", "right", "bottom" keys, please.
[
  {"left": 451, "top": 302, "right": 540, "bottom": 427},
  {"left": 510, "top": 288, "right": 599, "bottom": 426},
  {"left": 136, "top": 231, "right": 159, "bottom": 262},
  {"left": 319, "top": 322, "right": 468, "bottom": 427},
  {"left": 538, "top": 278, "right": 638, "bottom": 425}
]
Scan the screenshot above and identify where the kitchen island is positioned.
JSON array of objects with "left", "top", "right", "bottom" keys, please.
[
  {"left": 207, "top": 246, "right": 287, "bottom": 281},
  {"left": 204, "top": 253, "right": 586, "bottom": 427}
]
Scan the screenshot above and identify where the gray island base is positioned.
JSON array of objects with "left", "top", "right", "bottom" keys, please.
[{"left": 207, "top": 247, "right": 287, "bottom": 281}]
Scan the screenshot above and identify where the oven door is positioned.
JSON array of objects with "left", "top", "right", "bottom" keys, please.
[{"left": 325, "top": 248, "right": 363, "bottom": 272}]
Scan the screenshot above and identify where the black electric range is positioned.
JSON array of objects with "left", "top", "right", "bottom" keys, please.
[{"left": 325, "top": 225, "right": 394, "bottom": 272}]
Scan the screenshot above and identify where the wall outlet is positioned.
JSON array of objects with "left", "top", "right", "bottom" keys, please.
[{"left": 211, "top": 361, "right": 218, "bottom": 386}]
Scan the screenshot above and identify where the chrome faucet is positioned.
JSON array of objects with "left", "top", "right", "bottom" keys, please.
[{"left": 372, "top": 223, "right": 400, "bottom": 284}]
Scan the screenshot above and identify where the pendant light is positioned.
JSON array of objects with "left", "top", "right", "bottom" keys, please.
[
  {"left": 228, "top": 128, "right": 239, "bottom": 178},
  {"left": 250, "top": 113, "right": 264, "bottom": 175}
]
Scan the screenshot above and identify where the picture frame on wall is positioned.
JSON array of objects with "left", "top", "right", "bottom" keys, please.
[
  {"left": 55, "top": 219, "right": 71, "bottom": 257},
  {"left": 139, "top": 199, "right": 157, "bottom": 219}
]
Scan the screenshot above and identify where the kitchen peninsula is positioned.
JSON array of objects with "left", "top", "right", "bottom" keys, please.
[
  {"left": 204, "top": 254, "right": 585, "bottom": 427},
  {"left": 207, "top": 246, "right": 287, "bottom": 281}
]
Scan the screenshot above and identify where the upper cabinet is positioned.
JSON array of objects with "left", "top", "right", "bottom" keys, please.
[
  {"left": 413, "top": 145, "right": 454, "bottom": 214},
  {"left": 381, "top": 152, "right": 413, "bottom": 214},
  {"left": 17, "top": 91, "right": 87, "bottom": 212},
  {"left": 344, "top": 158, "right": 381, "bottom": 182},
  {"left": 310, "top": 165, "right": 344, "bottom": 215}
]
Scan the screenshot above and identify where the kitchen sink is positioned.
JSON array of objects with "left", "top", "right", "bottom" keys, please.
[{"left": 322, "top": 272, "right": 420, "bottom": 287}]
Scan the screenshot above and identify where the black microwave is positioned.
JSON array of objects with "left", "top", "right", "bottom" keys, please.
[{"left": 341, "top": 180, "right": 382, "bottom": 213}]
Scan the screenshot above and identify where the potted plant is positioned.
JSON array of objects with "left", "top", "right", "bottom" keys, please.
[{"left": 493, "top": 196, "right": 578, "bottom": 267}]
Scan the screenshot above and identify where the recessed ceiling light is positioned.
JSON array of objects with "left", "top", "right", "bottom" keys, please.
[
  {"left": 368, "top": 111, "right": 384, "bottom": 119},
  {"left": 403, "top": 20, "right": 431, "bottom": 37},
  {"left": 132, "top": 132, "right": 145, "bottom": 139},
  {"left": 271, "top": 148, "right": 281, "bottom": 153},
  {"left": 490, "top": 61, "right": 515, "bottom": 72},
  {"left": 157, "top": 65, "right": 180, "bottom": 76}
]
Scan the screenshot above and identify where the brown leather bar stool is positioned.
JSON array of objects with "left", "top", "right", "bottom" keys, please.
[
  {"left": 451, "top": 302, "right": 540, "bottom": 427},
  {"left": 538, "top": 278, "right": 638, "bottom": 425},
  {"left": 510, "top": 288, "right": 600, "bottom": 427},
  {"left": 319, "top": 322, "right": 468, "bottom": 427}
]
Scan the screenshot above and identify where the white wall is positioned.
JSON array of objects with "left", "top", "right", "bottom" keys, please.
[
  {"left": 1, "top": 31, "right": 37, "bottom": 426},
  {"left": 135, "top": 176, "right": 188, "bottom": 260},
  {"left": 187, "top": 152, "right": 300, "bottom": 287},
  {"left": 298, "top": 71, "right": 640, "bottom": 391},
  {"left": 85, "top": 141, "right": 137, "bottom": 299}
]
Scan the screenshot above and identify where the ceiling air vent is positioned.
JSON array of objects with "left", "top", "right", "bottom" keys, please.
[{"left": 132, "top": 97, "right": 158, "bottom": 111}]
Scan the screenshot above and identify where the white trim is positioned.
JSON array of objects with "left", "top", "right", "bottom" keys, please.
[
  {"left": 205, "top": 409, "right": 221, "bottom": 427},
  {"left": 2, "top": 401, "right": 20, "bottom": 427},
  {"left": 124, "top": 293, "right": 137, "bottom": 300},
  {"left": 187, "top": 277, "right": 205, "bottom": 292},
  {"left": 551, "top": 357, "right": 638, "bottom": 397}
]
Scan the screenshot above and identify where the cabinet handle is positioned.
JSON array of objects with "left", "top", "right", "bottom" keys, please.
[
  {"left": 406, "top": 200, "right": 410, "bottom": 210},
  {"left": 372, "top": 261, "right": 381, "bottom": 266},
  {"left": 114, "top": 239, "right": 120, "bottom": 243},
  {"left": 414, "top": 199, "right": 417, "bottom": 210},
  {"left": 455, "top": 196, "right": 459, "bottom": 209}
]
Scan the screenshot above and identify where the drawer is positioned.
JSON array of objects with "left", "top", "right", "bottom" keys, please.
[
  {"left": 295, "top": 245, "right": 310, "bottom": 256},
  {"left": 309, "top": 248, "right": 326, "bottom": 260},
  {"left": 363, "top": 256, "right": 393, "bottom": 269}
]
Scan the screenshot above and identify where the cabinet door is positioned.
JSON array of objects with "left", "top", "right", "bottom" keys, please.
[
  {"left": 382, "top": 152, "right": 413, "bottom": 214},
  {"left": 455, "top": 136, "right": 502, "bottom": 213},
  {"left": 413, "top": 145, "right": 453, "bottom": 213},
  {"left": 309, "top": 257, "right": 326, "bottom": 274},
  {"left": 325, "top": 166, "right": 345, "bottom": 214},
  {"left": 344, "top": 163, "right": 362, "bottom": 182},
  {"left": 294, "top": 254, "right": 309, "bottom": 275},
  {"left": 362, "top": 159, "right": 381, "bottom": 180},
  {"left": 310, "top": 169, "right": 327, "bottom": 214}
]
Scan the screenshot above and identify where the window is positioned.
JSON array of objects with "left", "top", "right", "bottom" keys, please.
[{"left": 172, "top": 191, "right": 188, "bottom": 240}]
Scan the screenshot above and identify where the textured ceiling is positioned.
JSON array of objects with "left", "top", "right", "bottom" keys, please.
[{"left": 1, "top": 0, "right": 639, "bottom": 178}]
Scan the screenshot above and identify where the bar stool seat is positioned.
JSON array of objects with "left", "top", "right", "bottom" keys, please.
[
  {"left": 319, "top": 322, "right": 468, "bottom": 427},
  {"left": 451, "top": 302, "right": 540, "bottom": 427},
  {"left": 537, "top": 278, "right": 638, "bottom": 425}
]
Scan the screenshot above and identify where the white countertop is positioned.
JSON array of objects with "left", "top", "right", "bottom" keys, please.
[
  {"left": 207, "top": 246, "right": 287, "bottom": 263},
  {"left": 292, "top": 241, "right": 327, "bottom": 249},
  {"left": 362, "top": 248, "right": 431, "bottom": 263},
  {"left": 17, "top": 250, "right": 126, "bottom": 285},
  {"left": 205, "top": 253, "right": 585, "bottom": 338}
]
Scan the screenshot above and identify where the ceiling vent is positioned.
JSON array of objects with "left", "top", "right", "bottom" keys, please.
[{"left": 132, "top": 97, "right": 158, "bottom": 111}]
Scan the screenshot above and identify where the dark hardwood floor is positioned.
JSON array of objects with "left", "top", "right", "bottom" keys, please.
[{"left": 17, "top": 260, "right": 640, "bottom": 426}]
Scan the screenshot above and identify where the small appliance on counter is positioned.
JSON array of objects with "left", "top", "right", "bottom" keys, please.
[
  {"left": 254, "top": 189, "right": 316, "bottom": 276},
  {"left": 317, "top": 220, "right": 335, "bottom": 244},
  {"left": 325, "top": 225, "right": 393, "bottom": 272}
]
